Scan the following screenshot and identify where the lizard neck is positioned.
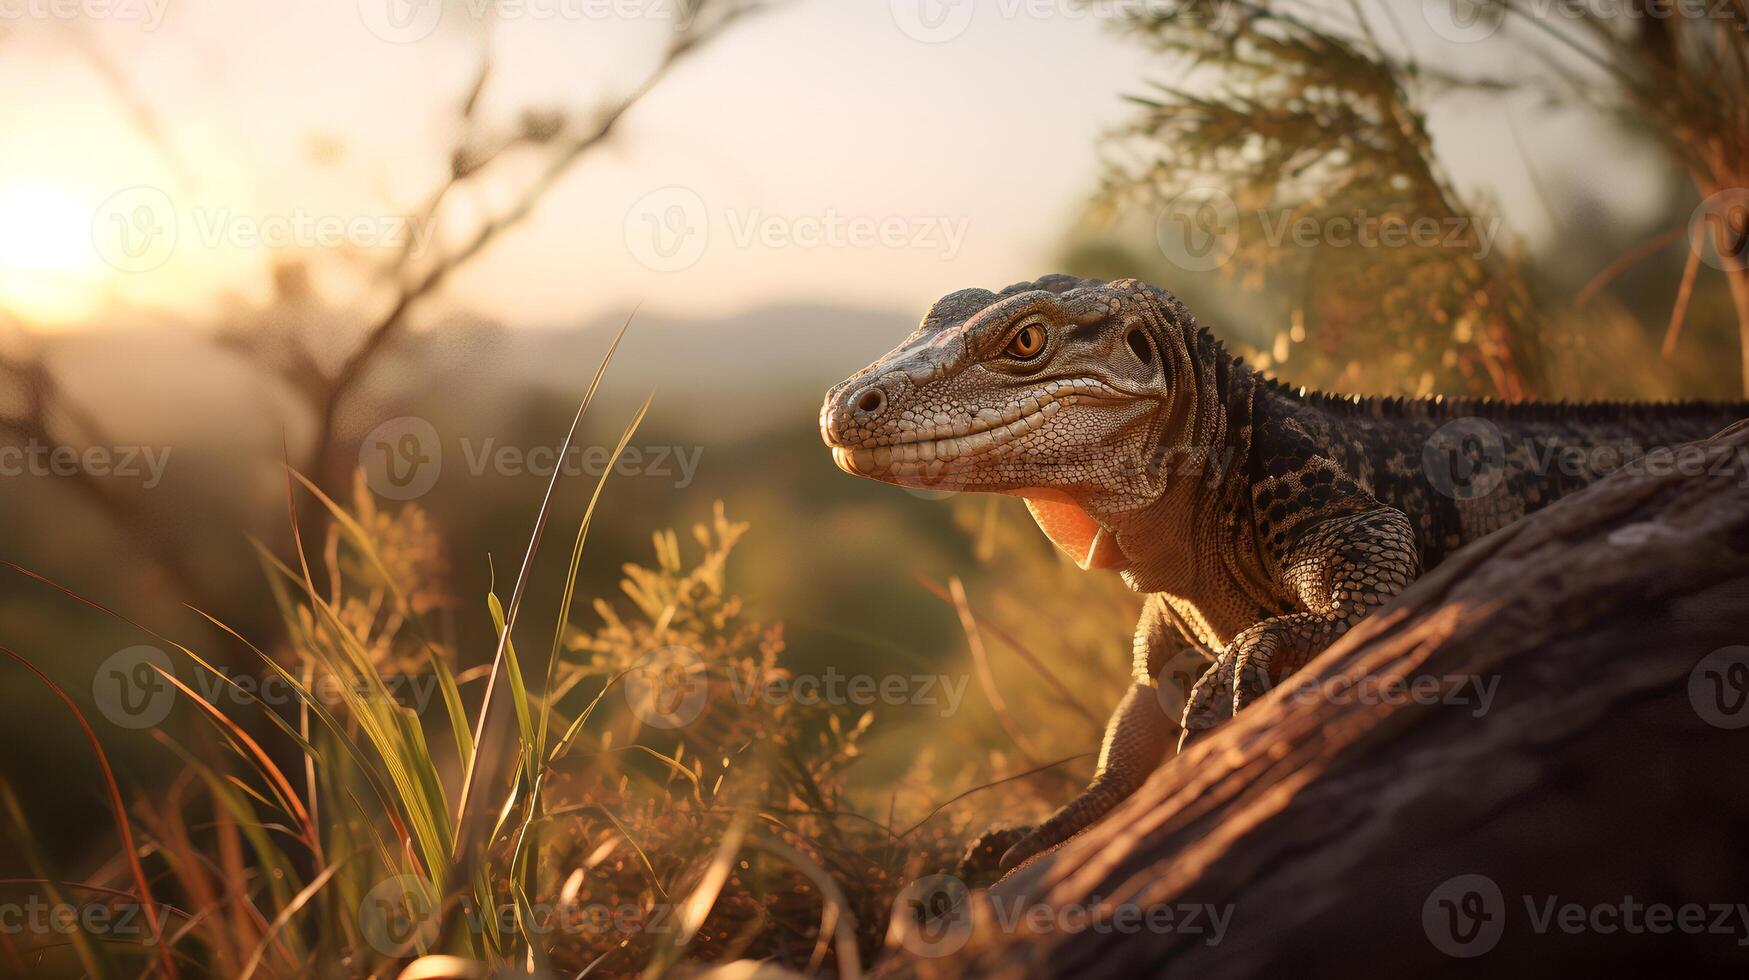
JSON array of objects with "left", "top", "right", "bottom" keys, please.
[{"left": 1098, "top": 320, "right": 1263, "bottom": 599}]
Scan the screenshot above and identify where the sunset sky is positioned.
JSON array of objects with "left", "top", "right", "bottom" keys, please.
[{"left": 0, "top": 0, "right": 1668, "bottom": 330}]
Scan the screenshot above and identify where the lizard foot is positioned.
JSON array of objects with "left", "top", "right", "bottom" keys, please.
[
  {"left": 1179, "top": 650, "right": 1238, "bottom": 751},
  {"left": 1182, "top": 615, "right": 1337, "bottom": 750},
  {"left": 1231, "top": 621, "right": 1288, "bottom": 712},
  {"left": 1004, "top": 683, "right": 1172, "bottom": 871},
  {"left": 996, "top": 770, "right": 1139, "bottom": 873},
  {"left": 958, "top": 825, "right": 1033, "bottom": 885}
]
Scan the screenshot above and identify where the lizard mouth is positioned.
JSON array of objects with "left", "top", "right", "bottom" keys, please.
[{"left": 828, "top": 383, "right": 1124, "bottom": 482}]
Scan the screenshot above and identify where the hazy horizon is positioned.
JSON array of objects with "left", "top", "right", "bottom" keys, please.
[{"left": 0, "top": 0, "right": 1670, "bottom": 337}]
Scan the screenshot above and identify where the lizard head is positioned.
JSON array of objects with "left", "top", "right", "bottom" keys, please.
[{"left": 821, "top": 275, "right": 1193, "bottom": 570}]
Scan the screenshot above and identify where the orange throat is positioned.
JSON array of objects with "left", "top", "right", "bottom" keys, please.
[{"left": 1020, "top": 494, "right": 1129, "bottom": 571}]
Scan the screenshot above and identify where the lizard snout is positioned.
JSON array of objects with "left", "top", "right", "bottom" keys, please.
[{"left": 820, "top": 379, "right": 894, "bottom": 449}]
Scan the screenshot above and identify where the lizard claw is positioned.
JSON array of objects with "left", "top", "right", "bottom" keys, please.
[
  {"left": 1180, "top": 653, "right": 1237, "bottom": 750},
  {"left": 958, "top": 825, "right": 1032, "bottom": 884},
  {"left": 996, "top": 822, "right": 1066, "bottom": 874},
  {"left": 1231, "top": 622, "right": 1283, "bottom": 712}
]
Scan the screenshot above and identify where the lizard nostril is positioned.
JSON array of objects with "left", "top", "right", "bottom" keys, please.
[{"left": 855, "top": 387, "right": 886, "bottom": 414}]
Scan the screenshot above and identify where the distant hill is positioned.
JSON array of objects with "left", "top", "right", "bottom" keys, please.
[{"left": 26, "top": 302, "right": 916, "bottom": 445}]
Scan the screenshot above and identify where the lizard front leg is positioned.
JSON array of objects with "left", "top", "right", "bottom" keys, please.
[
  {"left": 1179, "top": 507, "right": 1419, "bottom": 749},
  {"left": 998, "top": 598, "right": 1198, "bottom": 872}
]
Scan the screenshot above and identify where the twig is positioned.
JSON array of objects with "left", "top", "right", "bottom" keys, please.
[
  {"left": 1663, "top": 224, "right": 1706, "bottom": 358},
  {"left": 309, "top": 1, "right": 767, "bottom": 494},
  {"left": 947, "top": 576, "right": 1042, "bottom": 765},
  {"left": 1575, "top": 224, "right": 1685, "bottom": 308},
  {"left": 899, "top": 753, "right": 1095, "bottom": 839},
  {"left": 915, "top": 574, "right": 1102, "bottom": 731}
]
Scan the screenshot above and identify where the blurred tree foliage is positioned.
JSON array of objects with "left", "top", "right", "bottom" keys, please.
[{"left": 1083, "top": 0, "right": 1749, "bottom": 401}]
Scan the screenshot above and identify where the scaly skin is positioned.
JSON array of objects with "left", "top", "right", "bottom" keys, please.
[{"left": 820, "top": 275, "right": 1748, "bottom": 872}]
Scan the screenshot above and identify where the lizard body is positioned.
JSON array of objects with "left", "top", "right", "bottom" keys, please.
[{"left": 820, "top": 274, "right": 1747, "bottom": 871}]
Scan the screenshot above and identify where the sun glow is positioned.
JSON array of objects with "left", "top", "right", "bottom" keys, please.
[{"left": 0, "top": 184, "right": 107, "bottom": 325}]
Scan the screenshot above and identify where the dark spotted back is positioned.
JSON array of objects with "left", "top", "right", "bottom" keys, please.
[{"left": 1247, "top": 383, "right": 1746, "bottom": 569}]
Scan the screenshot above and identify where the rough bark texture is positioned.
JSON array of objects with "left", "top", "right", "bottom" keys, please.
[{"left": 884, "top": 421, "right": 1749, "bottom": 978}]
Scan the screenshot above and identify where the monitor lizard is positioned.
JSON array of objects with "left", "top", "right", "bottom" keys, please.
[{"left": 820, "top": 274, "right": 1748, "bottom": 872}]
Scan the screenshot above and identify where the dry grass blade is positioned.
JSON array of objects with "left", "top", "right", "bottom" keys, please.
[
  {"left": 640, "top": 809, "right": 752, "bottom": 978},
  {"left": 537, "top": 391, "right": 656, "bottom": 766},
  {"left": 898, "top": 753, "right": 1093, "bottom": 839},
  {"left": 916, "top": 573, "right": 1101, "bottom": 731},
  {"left": 749, "top": 837, "right": 862, "bottom": 980},
  {"left": 449, "top": 312, "right": 634, "bottom": 865},
  {"left": 287, "top": 469, "right": 475, "bottom": 768},
  {"left": 946, "top": 576, "right": 1041, "bottom": 765},
  {"left": 1663, "top": 224, "right": 1706, "bottom": 357},
  {"left": 0, "top": 646, "right": 177, "bottom": 978},
  {"left": 277, "top": 447, "right": 456, "bottom": 889},
  {"left": 0, "top": 789, "right": 108, "bottom": 978},
  {"left": 145, "top": 663, "right": 322, "bottom": 862},
  {"left": 236, "top": 856, "right": 350, "bottom": 980}
]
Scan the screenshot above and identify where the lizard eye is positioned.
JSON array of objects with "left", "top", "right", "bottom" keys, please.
[
  {"left": 1006, "top": 324, "right": 1046, "bottom": 360},
  {"left": 1126, "top": 326, "right": 1154, "bottom": 365}
]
